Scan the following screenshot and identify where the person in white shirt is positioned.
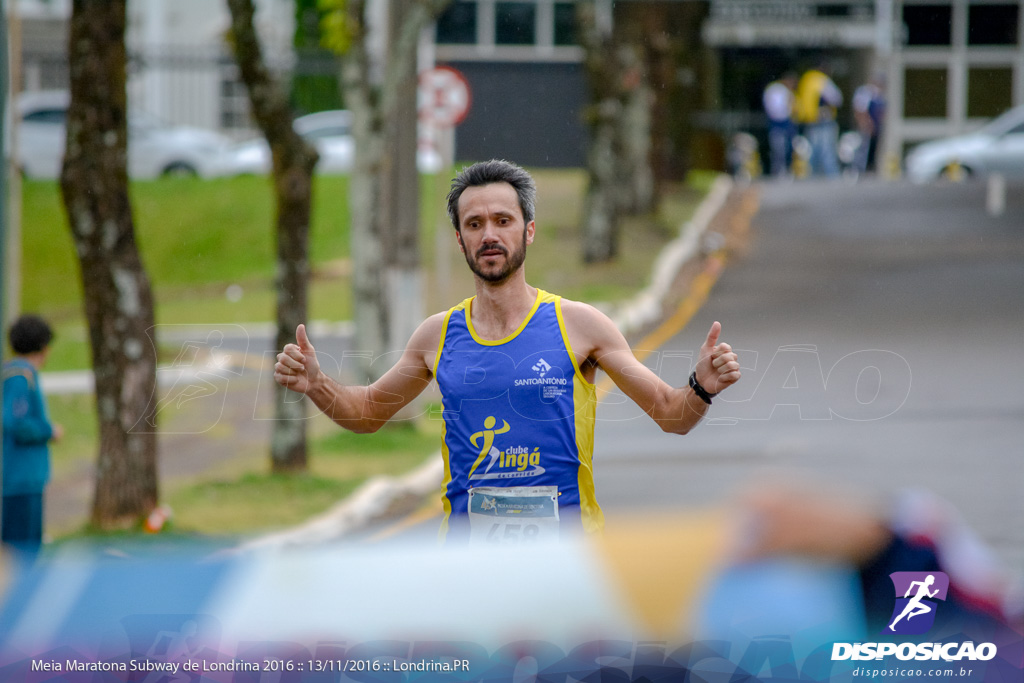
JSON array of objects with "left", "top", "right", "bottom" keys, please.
[
  {"left": 853, "top": 73, "right": 887, "bottom": 175},
  {"left": 763, "top": 72, "right": 798, "bottom": 177}
]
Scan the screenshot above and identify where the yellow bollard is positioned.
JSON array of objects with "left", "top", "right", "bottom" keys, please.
[
  {"left": 746, "top": 149, "right": 763, "bottom": 180},
  {"left": 944, "top": 160, "right": 963, "bottom": 182},
  {"left": 884, "top": 153, "right": 902, "bottom": 180},
  {"left": 792, "top": 135, "right": 811, "bottom": 179}
]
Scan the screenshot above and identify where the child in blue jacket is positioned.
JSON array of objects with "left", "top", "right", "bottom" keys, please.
[{"left": 3, "top": 315, "right": 62, "bottom": 555}]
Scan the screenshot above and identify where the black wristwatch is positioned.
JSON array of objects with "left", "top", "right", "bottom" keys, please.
[{"left": 688, "top": 371, "right": 717, "bottom": 405}]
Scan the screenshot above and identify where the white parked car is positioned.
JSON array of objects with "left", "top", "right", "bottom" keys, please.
[
  {"left": 905, "top": 105, "right": 1024, "bottom": 183},
  {"left": 224, "top": 109, "right": 442, "bottom": 175},
  {"left": 13, "top": 90, "right": 234, "bottom": 179}
]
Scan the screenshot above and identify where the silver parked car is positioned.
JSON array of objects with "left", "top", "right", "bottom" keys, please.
[
  {"left": 13, "top": 90, "right": 234, "bottom": 179},
  {"left": 905, "top": 105, "right": 1024, "bottom": 183},
  {"left": 224, "top": 109, "right": 442, "bottom": 175}
]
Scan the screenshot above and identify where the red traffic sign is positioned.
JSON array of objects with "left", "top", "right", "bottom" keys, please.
[{"left": 418, "top": 66, "right": 471, "bottom": 127}]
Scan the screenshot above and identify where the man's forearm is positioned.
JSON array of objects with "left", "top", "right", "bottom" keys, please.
[
  {"left": 304, "top": 373, "right": 380, "bottom": 434},
  {"left": 653, "top": 386, "right": 710, "bottom": 435}
]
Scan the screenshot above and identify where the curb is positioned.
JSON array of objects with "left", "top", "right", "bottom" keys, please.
[
  {"left": 236, "top": 456, "right": 443, "bottom": 551},
  {"left": 243, "top": 174, "right": 738, "bottom": 550}
]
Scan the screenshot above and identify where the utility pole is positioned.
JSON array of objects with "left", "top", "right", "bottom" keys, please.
[
  {"left": 2, "top": 1, "right": 10, "bottom": 336},
  {"left": 2, "top": 0, "right": 10, "bottom": 454},
  {"left": 5, "top": 0, "right": 20, "bottom": 323}
]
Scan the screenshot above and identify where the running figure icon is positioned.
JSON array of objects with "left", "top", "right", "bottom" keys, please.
[
  {"left": 888, "top": 574, "right": 939, "bottom": 631},
  {"left": 468, "top": 416, "right": 511, "bottom": 479}
]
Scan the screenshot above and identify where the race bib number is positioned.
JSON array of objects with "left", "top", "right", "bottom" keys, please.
[{"left": 468, "top": 486, "right": 559, "bottom": 545}]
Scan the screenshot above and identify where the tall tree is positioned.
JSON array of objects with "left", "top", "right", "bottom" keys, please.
[
  {"left": 577, "top": 2, "right": 660, "bottom": 263},
  {"left": 617, "top": 40, "right": 656, "bottom": 215},
  {"left": 321, "top": 0, "right": 449, "bottom": 383},
  {"left": 60, "top": 0, "right": 158, "bottom": 529},
  {"left": 619, "top": 1, "right": 709, "bottom": 183},
  {"left": 227, "top": 0, "right": 320, "bottom": 473},
  {"left": 577, "top": 0, "right": 626, "bottom": 264}
]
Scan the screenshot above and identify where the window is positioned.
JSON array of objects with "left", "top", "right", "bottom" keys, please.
[
  {"left": 22, "top": 109, "right": 66, "bottom": 125},
  {"left": 967, "top": 67, "right": 1013, "bottom": 117},
  {"left": 902, "top": 4, "right": 953, "bottom": 45},
  {"left": 816, "top": 4, "right": 851, "bottom": 17},
  {"left": 437, "top": 1, "right": 478, "bottom": 45},
  {"left": 495, "top": 2, "right": 536, "bottom": 45},
  {"left": 220, "top": 71, "right": 251, "bottom": 130},
  {"left": 903, "top": 67, "right": 948, "bottom": 117},
  {"left": 554, "top": 3, "right": 578, "bottom": 46},
  {"left": 968, "top": 4, "right": 1019, "bottom": 46}
]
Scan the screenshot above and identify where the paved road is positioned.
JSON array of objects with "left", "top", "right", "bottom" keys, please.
[{"left": 593, "top": 178, "right": 1024, "bottom": 569}]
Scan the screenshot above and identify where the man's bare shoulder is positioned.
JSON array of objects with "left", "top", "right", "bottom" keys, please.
[
  {"left": 556, "top": 296, "right": 625, "bottom": 358},
  {"left": 558, "top": 297, "right": 617, "bottom": 332},
  {"left": 379, "top": 311, "right": 448, "bottom": 378},
  {"left": 409, "top": 311, "right": 449, "bottom": 350}
]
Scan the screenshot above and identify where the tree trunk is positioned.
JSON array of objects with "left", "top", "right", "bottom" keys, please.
[
  {"left": 578, "top": 2, "right": 668, "bottom": 262},
  {"left": 578, "top": 1, "right": 625, "bottom": 264},
  {"left": 340, "top": 0, "right": 448, "bottom": 382},
  {"left": 617, "top": 1, "right": 709, "bottom": 182},
  {"left": 60, "top": 0, "right": 158, "bottom": 529},
  {"left": 618, "top": 43, "right": 656, "bottom": 215},
  {"left": 341, "top": 0, "right": 388, "bottom": 381},
  {"left": 227, "top": 0, "right": 319, "bottom": 473}
]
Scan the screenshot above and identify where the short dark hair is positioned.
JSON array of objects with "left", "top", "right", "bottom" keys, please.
[
  {"left": 8, "top": 314, "right": 54, "bottom": 355},
  {"left": 446, "top": 159, "right": 536, "bottom": 230}
]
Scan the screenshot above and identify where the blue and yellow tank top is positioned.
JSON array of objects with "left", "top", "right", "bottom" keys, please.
[{"left": 433, "top": 289, "right": 603, "bottom": 541}]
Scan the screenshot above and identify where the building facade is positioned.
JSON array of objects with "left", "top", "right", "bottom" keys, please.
[
  {"left": 701, "top": 0, "right": 1024, "bottom": 169},
  {"left": 13, "top": 0, "right": 295, "bottom": 138},
  {"left": 432, "top": 0, "right": 613, "bottom": 167},
  {"left": 890, "top": 0, "right": 1022, "bottom": 157},
  {"left": 14, "top": 0, "right": 1018, "bottom": 170}
]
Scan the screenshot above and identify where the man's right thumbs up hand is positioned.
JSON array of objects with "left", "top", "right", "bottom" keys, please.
[{"left": 275, "top": 323, "right": 322, "bottom": 394}]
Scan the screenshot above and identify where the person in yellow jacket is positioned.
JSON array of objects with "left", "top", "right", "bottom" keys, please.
[{"left": 795, "top": 63, "right": 843, "bottom": 177}]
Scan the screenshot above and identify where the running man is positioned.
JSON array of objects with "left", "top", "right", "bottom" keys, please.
[
  {"left": 889, "top": 574, "right": 940, "bottom": 631},
  {"left": 275, "top": 160, "right": 741, "bottom": 542}
]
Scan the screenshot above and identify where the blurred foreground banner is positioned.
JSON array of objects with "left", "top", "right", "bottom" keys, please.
[{"left": 0, "top": 513, "right": 1020, "bottom": 683}]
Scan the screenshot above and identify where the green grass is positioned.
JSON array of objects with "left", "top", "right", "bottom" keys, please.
[
  {"left": 22, "top": 175, "right": 353, "bottom": 318},
  {"left": 166, "top": 471, "right": 363, "bottom": 535},
  {"left": 161, "top": 422, "right": 439, "bottom": 536},
  {"left": 50, "top": 397, "right": 440, "bottom": 538},
  {"left": 22, "top": 172, "right": 451, "bottom": 370},
  {"left": 48, "top": 408, "right": 441, "bottom": 539},
  {"left": 47, "top": 392, "right": 99, "bottom": 478}
]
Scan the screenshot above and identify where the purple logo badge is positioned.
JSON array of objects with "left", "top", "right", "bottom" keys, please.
[{"left": 885, "top": 571, "right": 949, "bottom": 635}]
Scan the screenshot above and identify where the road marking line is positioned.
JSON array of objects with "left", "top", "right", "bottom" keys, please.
[{"left": 366, "top": 498, "right": 443, "bottom": 542}]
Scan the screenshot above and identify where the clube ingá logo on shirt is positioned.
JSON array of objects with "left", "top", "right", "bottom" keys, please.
[
  {"left": 467, "top": 416, "right": 544, "bottom": 480},
  {"left": 886, "top": 571, "right": 949, "bottom": 635}
]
